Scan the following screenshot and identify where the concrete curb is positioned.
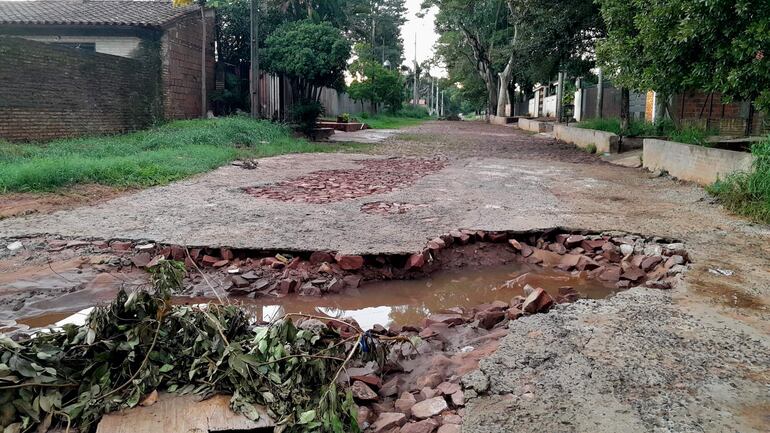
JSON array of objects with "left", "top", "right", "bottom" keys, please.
[
  {"left": 642, "top": 139, "right": 754, "bottom": 185},
  {"left": 518, "top": 118, "right": 552, "bottom": 133},
  {"left": 553, "top": 124, "right": 619, "bottom": 154}
]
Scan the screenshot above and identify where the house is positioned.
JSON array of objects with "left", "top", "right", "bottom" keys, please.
[{"left": 0, "top": 0, "right": 215, "bottom": 141}]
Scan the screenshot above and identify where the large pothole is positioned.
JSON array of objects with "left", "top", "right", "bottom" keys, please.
[
  {"left": 0, "top": 229, "right": 690, "bottom": 432},
  {"left": 2, "top": 228, "right": 688, "bottom": 333}
]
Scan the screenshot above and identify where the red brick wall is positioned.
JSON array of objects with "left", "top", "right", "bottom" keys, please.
[
  {"left": 672, "top": 91, "right": 768, "bottom": 136},
  {"left": 0, "top": 37, "right": 161, "bottom": 142},
  {"left": 161, "top": 11, "right": 215, "bottom": 119}
]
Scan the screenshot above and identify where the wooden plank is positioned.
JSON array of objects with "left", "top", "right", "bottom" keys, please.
[{"left": 96, "top": 393, "right": 274, "bottom": 433}]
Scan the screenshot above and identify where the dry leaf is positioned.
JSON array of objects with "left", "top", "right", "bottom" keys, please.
[{"left": 139, "top": 390, "right": 159, "bottom": 407}]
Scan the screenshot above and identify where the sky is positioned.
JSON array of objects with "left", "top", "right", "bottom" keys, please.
[{"left": 400, "top": 0, "right": 445, "bottom": 76}]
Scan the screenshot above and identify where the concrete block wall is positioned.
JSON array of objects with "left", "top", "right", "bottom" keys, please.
[
  {"left": 0, "top": 37, "right": 161, "bottom": 142},
  {"left": 161, "top": 12, "right": 215, "bottom": 120},
  {"left": 643, "top": 139, "right": 755, "bottom": 185}
]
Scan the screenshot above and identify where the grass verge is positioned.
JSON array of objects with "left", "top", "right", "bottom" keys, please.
[
  {"left": 0, "top": 117, "right": 361, "bottom": 193},
  {"left": 359, "top": 107, "right": 432, "bottom": 129},
  {"left": 707, "top": 138, "right": 770, "bottom": 224}
]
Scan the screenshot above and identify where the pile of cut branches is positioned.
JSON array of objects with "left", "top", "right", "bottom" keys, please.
[{"left": 1, "top": 260, "right": 388, "bottom": 433}]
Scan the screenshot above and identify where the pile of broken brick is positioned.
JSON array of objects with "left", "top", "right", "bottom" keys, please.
[{"left": 243, "top": 158, "right": 447, "bottom": 204}]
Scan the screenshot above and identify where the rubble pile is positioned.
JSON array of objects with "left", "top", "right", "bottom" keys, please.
[
  {"left": 328, "top": 282, "right": 578, "bottom": 433},
  {"left": 243, "top": 158, "right": 446, "bottom": 204}
]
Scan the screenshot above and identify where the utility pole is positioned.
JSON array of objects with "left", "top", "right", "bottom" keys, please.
[
  {"left": 596, "top": 67, "right": 603, "bottom": 119},
  {"left": 412, "top": 36, "right": 418, "bottom": 108},
  {"left": 250, "top": 0, "right": 260, "bottom": 119},
  {"left": 440, "top": 90, "right": 444, "bottom": 117},
  {"left": 434, "top": 82, "right": 438, "bottom": 114},
  {"left": 429, "top": 78, "right": 433, "bottom": 115},
  {"left": 556, "top": 71, "right": 564, "bottom": 122}
]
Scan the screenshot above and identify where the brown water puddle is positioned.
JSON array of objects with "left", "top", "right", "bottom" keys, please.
[
  {"left": 179, "top": 262, "right": 617, "bottom": 330},
  {"left": 11, "top": 261, "right": 615, "bottom": 332},
  {"left": 4, "top": 260, "right": 147, "bottom": 331}
]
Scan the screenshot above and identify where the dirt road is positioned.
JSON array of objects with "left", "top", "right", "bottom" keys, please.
[{"left": 1, "top": 121, "right": 768, "bottom": 432}]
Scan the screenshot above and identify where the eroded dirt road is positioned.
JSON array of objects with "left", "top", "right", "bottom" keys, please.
[{"left": 1, "top": 121, "right": 768, "bottom": 432}]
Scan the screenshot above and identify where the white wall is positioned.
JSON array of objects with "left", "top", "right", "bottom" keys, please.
[
  {"left": 542, "top": 94, "right": 557, "bottom": 118},
  {"left": 20, "top": 35, "right": 142, "bottom": 58},
  {"left": 573, "top": 90, "right": 583, "bottom": 121}
]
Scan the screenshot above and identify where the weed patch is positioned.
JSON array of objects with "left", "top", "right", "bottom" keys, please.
[
  {"left": 708, "top": 138, "right": 770, "bottom": 223},
  {"left": 669, "top": 125, "right": 718, "bottom": 146},
  {"left": 575, "top": 117, "right": 676, "bottom": 137}
]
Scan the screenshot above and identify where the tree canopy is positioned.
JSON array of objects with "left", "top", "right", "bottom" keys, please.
[
  {"left": 348, "top": 58, "right": 406, "bottom": 113},
  {"left": 262, "top": 20, "right": 351, "bottom": 100},
  {"left": 427, "top": 0, "right": 601, "bottom": 115},
  {"left": 596, "top": 0, "right": 770, "bottom": 112}
]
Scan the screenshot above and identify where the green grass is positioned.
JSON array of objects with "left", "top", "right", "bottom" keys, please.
[
  {"left": 575, "top": 117, "right": 676, "bottom": 137},
  {"left": 0, "top": 117, "right": 359, "bottom": 193},
  {"left": 575, "top": 118, "right": 624, "bottom": 135},
  {"left": 708, "top": 138, "right": 770, "bottom": 224},
  {"left": 669, "top": 125, "right": 718, "bottom": 146},
  {"left": 359, "top": 106, "right": 432, "bottom": 129}
]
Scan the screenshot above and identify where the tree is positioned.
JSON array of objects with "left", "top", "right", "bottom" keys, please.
[
  {"left": 262, "top": 20, "right": 350, "bottom": 134},
  {"left": 347, "top": 0, "right": 408, "bottom": 67},
  {"left": 262, "top": 20, "right": 351, "bottom": 102},
  {"left": 596, "top": 0, "right": 770, "bottom": 116},
  {"left": 425, "top": 0, "right": 514, "bottom": 115},
  {"left": 427, "top": 0, "right": 601, "bottom": 117},
  {"left": 269, "top": 0, "right": 349, "bottom": 27},
  {"left": 348, "top": 59, "right": 405, "bottom": 113}
]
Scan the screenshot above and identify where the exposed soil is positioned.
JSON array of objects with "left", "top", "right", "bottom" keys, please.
[{"left": 0, "top": 184, "right": 128, "bottom": 220}]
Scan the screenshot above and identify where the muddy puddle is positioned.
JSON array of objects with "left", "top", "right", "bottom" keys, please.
[{"left": 12, "top": 262, "right": 617, "bottom": 332}]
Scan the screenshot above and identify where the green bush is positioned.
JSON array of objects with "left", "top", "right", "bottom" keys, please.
[
  {"left": 291, "top": 100, "right": 325, "bottom": 138},
  {"left": 708, "top": 137, "right": 770, "bottom": 223}
]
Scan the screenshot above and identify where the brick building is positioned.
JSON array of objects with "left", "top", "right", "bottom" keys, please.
[{"left": 0, "top": 0, "right": 215, "bottom": 140}]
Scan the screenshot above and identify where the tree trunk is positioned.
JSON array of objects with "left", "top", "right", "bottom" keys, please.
[
  {"left": 496, "top": 19, "right": 518, "bottom": 118},
  {"left": 620, "top": 87, "right": 630, "bottom": 134},
  {"left": 496, "top": 59, "right": 513, "bottom": 117},
  {"left": 483, "top": 69, "right": 498, "bottom": 116},
  {"left": 458, "top": 25, "right": 496, "bottom": 117}
]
